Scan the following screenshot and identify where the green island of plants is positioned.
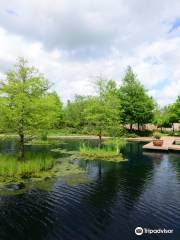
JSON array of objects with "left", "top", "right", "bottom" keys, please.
[
  {"left": 78, "top": 138, "right": 127, "bottom": 162},
  {"left": 79, "top": 146, "right": 124, "bottom": 161}
]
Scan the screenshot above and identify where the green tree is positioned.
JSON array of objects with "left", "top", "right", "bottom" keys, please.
[
  {"left": 0, "top": 58, "right": 60, "bottom": 160},
  {"left": 161, "top": 98, "right": 180, "bottom": 132},
  {"left": 38, "top": 91, "right": 63, "bottom": 140},
  {"left": 84, "top": 79, "right": 121, "bottom": 147},
  {"left": 118, "top": 66, "right": 155, "bottom": 130},
  {"left": 48, "top": 91, "right": 63, "bottom": 129},
  {"left": 173, "top": 96, "right": 180, "bottom": 122},
  {"left": 167, "top": 104, "right": 179, "bottom": 132},
  {"left": 63, "top": 95, "right": 89, "bottom": 131},
  {"left": 154, "top": 98, "right": 180, "bottom": 132},
  {"left": 153, "top": 107, "right": 171, "bottom": 131}
]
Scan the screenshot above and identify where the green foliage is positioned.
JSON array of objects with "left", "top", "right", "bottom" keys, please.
[
  {"left": 79, "top": 137, "right": 126, "bottom": 161},
  {"left": 0, "top": 58, "right": 62, "bottom": 159},
  {"left": 104, "top": 138, "right": 127, "bottom": 153},
  {"left": 153, "top": 107, "right": 171, "bottom": 128},
  {"left": 0, "top": 153, "right": 85, "bottom": 184},
  {"left": 0, "top": 58, "right": 62, "bottom": 134},
  {"left": 84, "top": 78, "right": 121, "bottom": 142},
  {"left": 171, "top": 96, "right": 180, "bottom": 123},
  {"left": 41, "top": 92, "right": 63, "bottom": 129},
  {"left": 0, "top": 59, "right": 47, "bottom": 133},
  {"left": 79, "top": 143, "right": 124, "bottom": 161},
  {"left": 62, "top": 78, "right": 121, "bottom": 141},
  {"left": 0, "top": 153, "right": 54, "bottom": 179},
  {"left": 63, "top": 95, "right": 89, "bottom": 130},
  {"left": 153, "top": 101, "right": 180, "bottom": 130},
  {"left": 37, "top": 92, "right": 63, "bottom": 138},
  {"left": 48, "top": 129, "right": 82, "bottom": 136},
  {"left": 153, "top": 132, "right": 161, "bottom": 139},
  {"left": 122, "top": 129, "right": 152, "bottom": 137},
  {"left": 48, "top": 92, "right": 63, "bottom": 128},
  {"left": 124, "top": 132, "right": 138, "bottom": 138},
  {"left": 118, "top": 66, "right": 155, "bottom": 128}
]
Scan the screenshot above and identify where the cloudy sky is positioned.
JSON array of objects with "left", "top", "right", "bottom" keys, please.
[{"left": 0, "top": 0, "right": 180, "bottom": 106}]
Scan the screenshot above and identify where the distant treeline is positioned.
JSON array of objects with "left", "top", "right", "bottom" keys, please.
[{"left": 61, "top": 66, "right": 180, "bottom": 135}]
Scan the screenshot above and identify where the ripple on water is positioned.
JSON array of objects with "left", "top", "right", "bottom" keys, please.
[{"left": 0, "top": 141, "right": 180, "bottom": 240}]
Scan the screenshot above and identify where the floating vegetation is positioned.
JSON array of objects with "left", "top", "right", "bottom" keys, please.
[
  {"left": 52, "top": 160, "right": 84, "bottom": 177},
  {"left": 0, "top": 168, "right": 89, "bottom": 196},
  {"left": 62, "top": 173, "right": 89, "bottom": 186},
  {"left": 79, "top": 138, "right": 127, "bottom": 162}
]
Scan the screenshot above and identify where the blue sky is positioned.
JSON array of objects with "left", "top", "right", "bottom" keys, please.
[
  {"left": 169, "top": 18, "right": 180, "bottom": 33},
  {"left": 0, "top": 0, "right": 180, "bottom": 106}
]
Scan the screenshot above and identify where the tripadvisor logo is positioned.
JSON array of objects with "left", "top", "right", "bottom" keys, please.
[
  {"left": 135, "top": 227, "right": 143, "bottom": 236},
  {"left": 135, "top": 227, "right": 173, "bottom": 236}
]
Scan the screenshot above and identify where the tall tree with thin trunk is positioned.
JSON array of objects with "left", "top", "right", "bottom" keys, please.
[
  {"left": 0, "top": 58, "right": 60, "bottom": 160},
  {"left": 84, "top": 78, "right": 121, "bottom": 147}
]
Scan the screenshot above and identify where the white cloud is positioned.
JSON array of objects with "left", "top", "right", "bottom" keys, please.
[{"left": 0, "top": 0, "right": 180, "bottom": 106}]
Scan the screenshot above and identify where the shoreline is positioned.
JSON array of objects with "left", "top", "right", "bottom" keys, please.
[
  {"left": 0, "top": 134, "right": 176, "bottom": 142},
  {"left": 48, "top": 135, "right": 154, "bottom": 142},
  {"left": 0, "top": 134, "right": 179, "bottom": 143}
]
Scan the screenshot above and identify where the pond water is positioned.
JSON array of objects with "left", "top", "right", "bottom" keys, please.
[{"left": 0, "top": 139, "right": 180, "bottom": 240}]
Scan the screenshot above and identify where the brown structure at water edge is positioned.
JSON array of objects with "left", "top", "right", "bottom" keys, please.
[{"left": 143, "top": 136, "right": 180, "bottom": 152}]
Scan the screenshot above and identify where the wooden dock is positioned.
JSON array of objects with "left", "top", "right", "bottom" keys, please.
[{"left": 143, "top": 137, "right": 180, "bottom": 152}]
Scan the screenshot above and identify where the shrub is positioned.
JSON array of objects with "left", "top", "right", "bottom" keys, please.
[{"left": 153, "top": 132, "right": 161, "bottom": 139}]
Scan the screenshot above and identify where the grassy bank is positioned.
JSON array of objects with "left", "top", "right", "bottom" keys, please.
[{"left": 48, "top": 129, "right": 83, "bottom": 137}]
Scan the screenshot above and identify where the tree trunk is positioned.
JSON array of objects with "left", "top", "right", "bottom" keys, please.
[
  {"left": 130, "top": 123, "right": 133, "bottom": 131},
  {"left": 172, "top": 123, "right": 175, "bottom": 132},
  {"left": 138, "top": 123, "right": 140, "bottom": 131},
  {"left": 19, "top": 133, "right": 24, "bottom": 161},
  {"left": 98, "top": 130, "right": 102, "bottom": 148}
]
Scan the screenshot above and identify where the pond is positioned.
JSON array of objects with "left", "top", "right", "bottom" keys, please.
[{"left": 0, "top": 139, "right": 180, "bottom": 240}]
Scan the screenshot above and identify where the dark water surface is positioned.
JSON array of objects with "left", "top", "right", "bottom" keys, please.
[{"left": 0, "top": 140, "right": 180, "bottom": 240}]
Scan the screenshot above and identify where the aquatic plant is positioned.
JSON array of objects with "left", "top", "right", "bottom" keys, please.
[
  {"left": 104, "top": 138, "right": 127, "bottom": 153},
  {"left": 0, "top": 153, "right": 55, "bottom": 179},
  {"left": 79, "top": 141, "right": 126, "bottom": 161}
]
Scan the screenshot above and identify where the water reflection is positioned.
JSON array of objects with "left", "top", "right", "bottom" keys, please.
[{"left": 0, "top": 140, "right": 180, "bottom": 240}]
